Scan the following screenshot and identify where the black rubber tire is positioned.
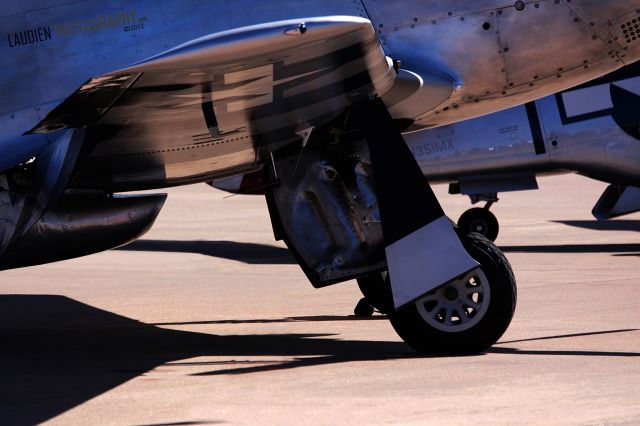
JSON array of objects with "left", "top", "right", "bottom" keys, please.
[
  {"left": 457, "top": 208, "right": 499, "bottom": 242},
  {"left": 388, "top": 232, "right": 516, "bottom": 355},
  {"left": 356, "top": 273, "right": 394, "bottom": 315}
]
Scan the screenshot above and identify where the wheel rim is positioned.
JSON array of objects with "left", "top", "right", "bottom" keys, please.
[{"left": 415, "top": 268, "right": 491, "bottom": 332}]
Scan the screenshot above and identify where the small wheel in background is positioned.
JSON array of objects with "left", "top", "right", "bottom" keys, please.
[{"left": 457, "top": 208, "right": 499, "bottom": 241}]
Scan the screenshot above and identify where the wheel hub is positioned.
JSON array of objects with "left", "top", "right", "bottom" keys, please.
[
  {"left": 444, "top": 286, "right": 459, "bottom": 301},
  {"left": 415, "top": 268, "right": 491, "bottom": 332},
  {"left": 470, "top": 219, "right": 488, "bottom": 234}
]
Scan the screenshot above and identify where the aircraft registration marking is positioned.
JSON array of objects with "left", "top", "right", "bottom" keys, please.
[{"left": 409, "top": 140, "right": 454, "bottom": 158}]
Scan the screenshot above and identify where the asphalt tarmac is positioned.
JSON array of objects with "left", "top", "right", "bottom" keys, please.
[{"left": 1, "top": 174, "right": 638, "bottom": 425}]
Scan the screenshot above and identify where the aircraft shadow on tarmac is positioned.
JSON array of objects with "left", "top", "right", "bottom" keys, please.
[
  {"left": 117, "top": 239, "right": 296, "bottom": 264},
  {"left": 554, "top": 219, "right": 640, "bottom": 232},
  {"left": 152, "top": 315, "right": 389, "bottom": 326},
  {"left": 500, "top": 243, "right": 640, "bottom": 255},
  {"left": 0, "top": 295, "right": 412, "bottom": 425},
  {"left": 1, "top": 295, "right": 638, "bottom": 425},
  {"left": 500, "top": 220, "right": 640, "bottom": 256}
]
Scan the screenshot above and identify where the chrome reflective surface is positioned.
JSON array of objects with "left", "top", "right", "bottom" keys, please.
[
  {"left": 1, "top": 1, "right": 639, "bottom": 192},
  {"left": 406, "top": 62, "right": 640, "bottom": 189},
  {"left": 1, "top": 0, "right": 639, "bottom": 274},
  {"left": 363, "top": 0, "right": 640, "bottom": 128}
]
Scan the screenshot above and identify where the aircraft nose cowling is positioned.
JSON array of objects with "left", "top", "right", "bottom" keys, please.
[{"left": 0, "top": 194, "right": 166, "bottom": 270}]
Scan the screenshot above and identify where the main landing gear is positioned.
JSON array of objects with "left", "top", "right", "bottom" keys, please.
[
  {"left": 355, "top": 232, "right": 516, "bottom": 354},
  {"left": 266, "top": 98, "right": 517, "bottom": 355}
]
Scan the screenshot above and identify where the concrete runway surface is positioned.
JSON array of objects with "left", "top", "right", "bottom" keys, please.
[{"left": 0, "top": 174, "right": 638, "bottom": 425}]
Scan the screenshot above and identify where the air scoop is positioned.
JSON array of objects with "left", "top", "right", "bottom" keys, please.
[{"left": 382, "top": 67, "right": 456, "bottom": 129}]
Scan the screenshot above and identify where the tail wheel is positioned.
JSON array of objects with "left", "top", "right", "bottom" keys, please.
[
  {"left": 457, "top": 208, "right": 499, "bottom": 242},
  {"left": 388, "top": 232, "right": 516, "bottom": 355}
]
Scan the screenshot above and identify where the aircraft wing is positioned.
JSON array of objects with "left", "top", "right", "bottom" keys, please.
[{"left": 28, "top": 17, "right": 396, "bottom": 188}]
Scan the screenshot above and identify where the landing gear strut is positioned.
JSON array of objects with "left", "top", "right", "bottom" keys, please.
[{"left": 267, "top": 98, "right": 516, "bottom": 355}]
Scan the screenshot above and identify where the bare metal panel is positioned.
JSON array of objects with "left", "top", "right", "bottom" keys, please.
[
  {"left": 3, "top": 0, "right": 640, "bottom": 193},
  {"left": 497, "top": 2, "right": 609, "bottom": 86},
  {"left": 405, "top": 103, "right": 544, "bottom": 179},
  {"left": 363, "top": 1, "right": 506, "bottom": 98},
  {"left": 362, "top": 0, "right": 640, "bottom": 130},
  {"left": 564, "top": 0, "right": 640, "bottom": 64},
  {"left": 406, "top": 62, "right": 640, "bottom": 193}
]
